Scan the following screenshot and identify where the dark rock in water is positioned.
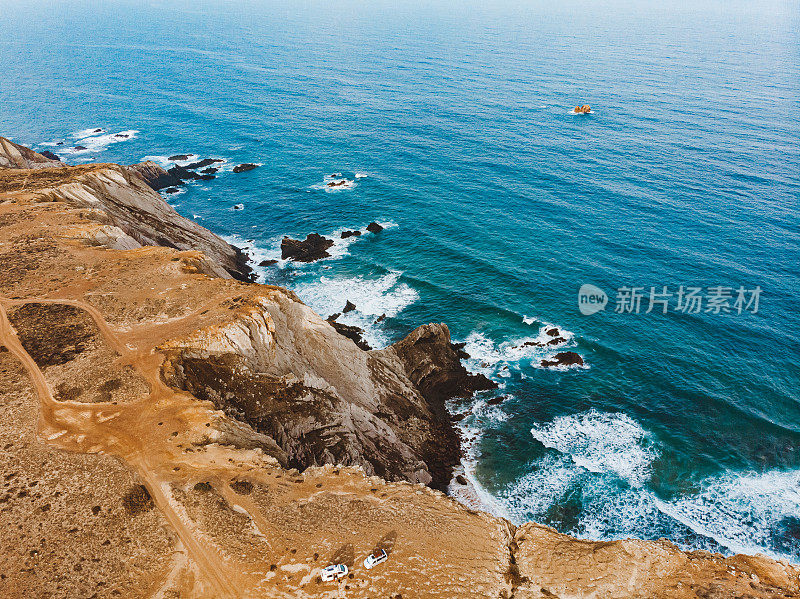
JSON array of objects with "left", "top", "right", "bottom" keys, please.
[
  {"left": 93, "top": 128, "right": 103, "bottom": 133},
  {"left": 366, "top": 221, "right": 384, "bottom": 233},
  {"left": 114, "top": 133, "right": 129, "bottom": 139},
  {"left": 375, "top": 314, "right": 386, "bottom": 324},
  {"left": 164, "top": 187, "right": 180, "bottom": 194},
  {"left": 233, "top": 163, "right": 259, "bottom": 173},
  {"left": 281, "top": 233, "right": 334, "bottom": 263},
  {"left": 540, "top": 352, "right": 584, "bottom": 368},
  {"left": 167, "top": 164, "right": 199, "bottom": 181},
  {"left": 452, "top": 341, "right": 470, "bottom": 360},
  {"left": 343, "top": 300, "right": 356, "bottom": 313},
  {"left": 450, "top": 413, "right": 466, "bottom": 422},
  {"left": 201, "top": 167, "right": 218, "bottom": 174},
  {"left": 546, "top": 328, "right": 560, "bottom": 337},
  {"left": 56, "top": 141, "right": 64, "bottom": 146},
  {"left": 547, "top": 337, "right": 567, "bottom": 346},
  {"left": 127, "top": 161, "right": 182, "bottom": 191},
  {"left": 168, "top": 154, "right": 190, "bottom": 161},
  {"left": 197, "top": 174, "right": 216, "bottom": 181},
  {"left": 258, "top": 259, "right": 278, "bottom": 267},
  {"left": 326, "top": 179, "right": 349, "bottom": 187},
  {"left": 40, "top": 150, "right": 60, "bottom": 161},
  {"left": 74, "top": 145, "right": 87, "bottom": 151},
  {"left": 455, "top": 475, "right": 468, "bottom": 485},
  {"left": 184, "top": 158, "right": 222, "bottom": 170},
  {"left": 486, "top": 395, "right": 507, "bottom": 406},
  {"left": 327, "top": 313, "right": 341, "bottom": 321},
  {"left": 233, "top": 203, "right": 244, "bottom": 210},
  {"left": 340, "top": 230, "right": 362, "bottom": 239},
  {"left": 327, "top": 319, "right": 371, "bottom": 351}
]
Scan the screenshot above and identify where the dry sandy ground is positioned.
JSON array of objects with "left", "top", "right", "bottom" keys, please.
[{"left": 0, "top": 161, "right": 797, "bottom": 598}]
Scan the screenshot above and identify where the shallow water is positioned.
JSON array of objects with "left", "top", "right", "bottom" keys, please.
[{"left": 2, "top": 0, "right": 799, "bottom": 561}]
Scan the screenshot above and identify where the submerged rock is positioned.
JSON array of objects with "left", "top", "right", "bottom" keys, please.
[
  {"left": 233, "top": 163, "right": 259, "bottom": 173},
  {"left": 281, "top": 233, "right": 334, "bottom": 263}
]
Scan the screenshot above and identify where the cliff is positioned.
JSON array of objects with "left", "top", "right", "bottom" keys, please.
[{"left": 0, "top": 143, "right": 797, "bottom": 599}]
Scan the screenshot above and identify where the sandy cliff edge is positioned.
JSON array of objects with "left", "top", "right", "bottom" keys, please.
[{"left": 0, "top": 146, "right": 797, "bottom": 598}]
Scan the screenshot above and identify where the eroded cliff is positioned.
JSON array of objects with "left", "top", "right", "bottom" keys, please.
[{"left": 0, "top": 144, "right": 797, "bottom": 599}]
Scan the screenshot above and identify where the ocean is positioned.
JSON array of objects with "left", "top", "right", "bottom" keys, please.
[{"left": 2, "top": 0, "right": 799, "bottom": 562}]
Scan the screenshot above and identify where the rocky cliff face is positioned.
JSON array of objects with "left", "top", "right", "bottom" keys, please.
[{"left": 0, "top": 144, "right": 797, "bottom": 599}]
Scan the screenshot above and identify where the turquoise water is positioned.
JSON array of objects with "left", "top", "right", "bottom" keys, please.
[{"left": 3, "top": 0, "right": 800, "bottom": 561}]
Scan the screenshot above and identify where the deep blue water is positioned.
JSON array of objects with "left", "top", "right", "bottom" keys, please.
[{"left": 2, "top": 0, "right": 800, "bottom": 562}]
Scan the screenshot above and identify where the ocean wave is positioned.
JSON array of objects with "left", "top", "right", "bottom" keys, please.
[
  {"left": 461, "top": 323, "right": 579, "bottom": 375},
  {"left": 530, "top": 410, "right": 658, "bottom": 487},
  {"left": 59, "top": 128, "right": 139, "bottom": 156},
  {"left": 653, "top": 469, "right": 800, "bottom": 559},
  {"left": 291, "top": 271, "right": 418, "bottom": 349}
]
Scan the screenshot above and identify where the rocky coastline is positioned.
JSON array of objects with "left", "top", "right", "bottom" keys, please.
[{"left": 0, "top": 138, "right": 797, "bottom": 598}]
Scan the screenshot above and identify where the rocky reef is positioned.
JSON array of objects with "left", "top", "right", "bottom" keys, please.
[{"left": 0, "top": 139, "right": 797, "bottom": 599}]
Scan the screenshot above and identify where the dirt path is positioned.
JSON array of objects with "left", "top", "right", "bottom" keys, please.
[{"left": 0, "top": 295, "right": 271, "bottom": 598}]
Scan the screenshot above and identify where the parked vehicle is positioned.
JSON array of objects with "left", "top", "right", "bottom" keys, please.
[
  {"left": 363, "top": 549, "right": 388, "bottom": 569},
  {"left": 320, "top": 564, "right": 348, "bottom": 582}
]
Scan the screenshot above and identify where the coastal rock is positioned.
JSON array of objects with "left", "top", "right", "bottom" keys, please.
[
  {"left": 280, "top": 233, "right": 334, "bottom": 262},
  {"left": 233, "top": 203, "right": 244, "bottom": 210},
  {"left": 343, "top": 300, "right": 356, "bottom": 313},
  {"left": 375, "top": 313, "right": 386, "bottom": 323},
  {"left": 455, "top": 475, "right": 468, "bottom": 485},
  {"left": 168, "top": 153, "right": 190, "bottom": 161},
  {"left": 167, "top": 164, "right": 200, "bottom": 181},
  {"left": 184, "top": 158, "right": 222, "bottom": 170},
  {"left": 201, "top": 167, "right": 218, "bottom": 174},
  {"left": 233, "top": 163, "right": 259, "bottom": 173},
  {"left": 541, "top": 351, "right": 583, "bottom": 368},
  {"left": 0, "top": 137, "right": 64, "bottom": 169},
  {"left": 341, "top": 229, "right": 361, "bottom": 238},
  {"left": 74, "top": 145, "right": 87, "bottom": 151},
  {"left": 486, "top": 395, "right": 507, "bottom": 406},
  {"left": 39, "top": 150, "right": 61, "bottom": 161},
  {"left": 573, "top": 104, "right": 592, "bottom": 114},
  {"left": 258, "top": 259, "right": 278, "bottom": 267},
  {"left": 366, "top": 221, "right": 384, "bottom": 233},
  {"left": 546, "top": 327, "right": 559, "bottom": 337},
  {"left": 164, "top": 187, "right": 180, "bottom": 194},
  {"left": 126, "top": 160, "right": 181, "bottom": 191}
]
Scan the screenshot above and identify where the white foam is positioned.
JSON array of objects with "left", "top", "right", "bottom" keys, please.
[
  {"left": 500, "top": 454, "right": 584, "bottom": 521},
  {"left": 313, "top": 174, "right": 357, "bottom": 192},
  {"left": 461, "top": 323, "right": 577, "bottom": 376},
  {"left": 522, "top": 315, "right": 537, "bottom": 325},
  {"left": 654, "top": 469, "right": 800, "bottom": 559},
  {"left": 530, "top": 410, "right": 658, "bottom": 487},
  {"left": 61, "top": 129, "right": 139, "bottom": 156},
  {"left": 355, "top": 172, "right": 368, "bottom": 179},
  {"left": 293, "top": 271, "right": 418, "bottom": 349}
]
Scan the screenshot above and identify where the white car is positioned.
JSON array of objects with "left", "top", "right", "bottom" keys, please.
[
  {"left": 320, "top": 564, "right": 348, "bottom": 582},
  {"left": 363, "top": 549, "right": 388, "bottom": 569}
]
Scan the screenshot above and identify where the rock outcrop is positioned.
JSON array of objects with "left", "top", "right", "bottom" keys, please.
[
  {"left": 0, "top": 136, "right": 64, "bottom": 169},
  {"left": 126, "top": 160, "right": 181, "bottom": 190},
  {"left": 281, "top": 232, "right": 334, "bottom": 262}
]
